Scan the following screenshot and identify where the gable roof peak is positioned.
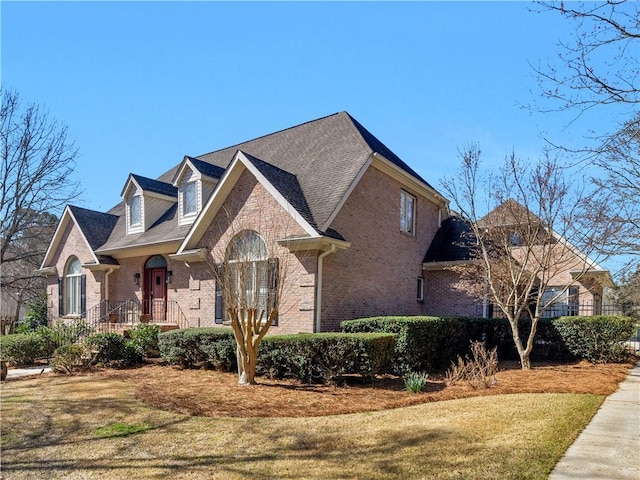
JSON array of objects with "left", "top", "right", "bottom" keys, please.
[{"left": 122, "top": 173, "right": 178, "bottom": 199}]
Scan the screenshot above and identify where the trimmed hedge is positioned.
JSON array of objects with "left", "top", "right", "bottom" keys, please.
[
  {"left": 158, "top": 327, "right": 237, "bottom": 371},
  {"left": 0, "top": 334, "right": 44, "bottom": 366},
  {"left": 552, "top": 315, "right": 636, "bottom": 363},
  {"left": 341, "top": 316, "right": 484, "bottom": 373},
  {"left": 256, "top": 333, "right": 396, "bottom": 384}
]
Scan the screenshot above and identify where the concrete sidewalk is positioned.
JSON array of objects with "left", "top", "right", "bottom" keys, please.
[{"left": 548, "top": 361, "right": 640, "bottom": 480}]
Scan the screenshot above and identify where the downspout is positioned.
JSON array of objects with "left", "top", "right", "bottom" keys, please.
[
  {"left": 315, "top": 244, "right": 336, "bottom": 333},
  {"left": 104, "top": 268, "right": 115, "bottom": 302}
]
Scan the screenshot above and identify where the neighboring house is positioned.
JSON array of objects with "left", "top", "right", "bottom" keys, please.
[
  {"left": 38, "top": 112, "right": 450, "bottom": 333},
  {"left": 422, "top": 200, "right": 614, "bottom": 318}
]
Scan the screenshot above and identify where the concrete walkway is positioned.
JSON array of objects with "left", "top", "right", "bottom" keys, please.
[
  {"left": 548, "top": 361, "right": 640, "bottom": 480},
  {"left": 4, "top": 365, "right": 52, "bottom": 380}
]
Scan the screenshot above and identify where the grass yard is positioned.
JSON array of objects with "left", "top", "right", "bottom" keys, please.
[{"left": 0, "top": 362, "right": 632, "bottom": 479}]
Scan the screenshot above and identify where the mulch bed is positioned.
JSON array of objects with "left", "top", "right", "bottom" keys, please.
[{"left": 90, "top": 360, "right": 635, "bottom": 418}]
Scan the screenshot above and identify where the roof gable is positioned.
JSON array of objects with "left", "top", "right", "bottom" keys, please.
[{"left": 41, "top": 205, "right": 118, "bottom": 268}]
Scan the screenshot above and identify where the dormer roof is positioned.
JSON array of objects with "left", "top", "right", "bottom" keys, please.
[{"left": 121, "top": 173, "right": 178, "bottom": 199}]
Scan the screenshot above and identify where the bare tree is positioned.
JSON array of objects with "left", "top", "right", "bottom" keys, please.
[
  {"left": 533, "top": 1, "right": 639, "bottom": 261},
  {"left": 442, "top": 145, "right": 614, "bottom": 369},
  {"left": 0, "top": 89, "right": 80, "bottom": 323}
]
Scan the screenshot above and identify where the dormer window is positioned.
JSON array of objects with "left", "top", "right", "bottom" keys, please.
[
  {"left": 183, "top": 181, "right": 197, "bottom": 216},
  {"left": 173, "top": 156, "right": 223, "bottom": 226},
  {"left": 129, "top": 195, "right": 141, "bottom": 227}
]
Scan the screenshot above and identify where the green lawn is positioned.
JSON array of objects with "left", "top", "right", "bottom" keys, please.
[{"left": 0, "top": 373, "right": 603, "bottom": 480}]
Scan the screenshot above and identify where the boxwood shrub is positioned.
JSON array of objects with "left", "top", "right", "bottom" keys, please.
[
  {"left": 256, "top": 332, "right": 396, "bottom": 384},
  {"left": 552, "top": 315, "right": 636, "bottom": 363},
  {"left": 158, "top": 327, "right": 236, "bottom": 371},
  {"left": 0, "top": 334, "right": 44, "bottom": 366}
]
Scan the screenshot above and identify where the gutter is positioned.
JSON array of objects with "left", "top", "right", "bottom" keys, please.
[
  {"left": 315, "top": 244, "right": 337, "bottom": 333},
  {"left": 104, "top": 267, "right": 116, "bottom": 301}
]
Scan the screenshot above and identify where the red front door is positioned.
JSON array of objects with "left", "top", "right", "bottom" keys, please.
[{"left": 147, "top": 268, "right": 166, "bottom": 321}]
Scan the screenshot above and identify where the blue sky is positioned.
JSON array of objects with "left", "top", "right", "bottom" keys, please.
[{"left": 1, "top": 1, "right": 628, "bottom": 270}]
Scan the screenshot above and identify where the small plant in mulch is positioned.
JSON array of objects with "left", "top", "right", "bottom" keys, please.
[
  {"left": 403, "top": 371, "right": 429, "bottom": 393},
  {"left": 445, "top": 341, "right": 498, "bottom": 389}
]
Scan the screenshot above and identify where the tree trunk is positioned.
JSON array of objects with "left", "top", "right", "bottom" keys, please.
[
  {"left": 507, "top": 316, "right": 533, "bottom": 370},
  {"left": 229, "top": 307, "right": 275, "bottom": 385}
]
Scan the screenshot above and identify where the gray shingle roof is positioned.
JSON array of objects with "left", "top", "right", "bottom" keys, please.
[
  {"left": 97, "top": 112, "right": 437, "bottom": 253},
  {"left": 186, "top": 156, "right": 225, "bottom": 180},
  {"left": 68, "top": 205, "right": 119, "bottom": 251},
  {"left": 159, "top": 111, "right": 439, "bottom": 232},
  {"left": 130, "top": 174, "right": 178, "bottom": 198},
  {"left": 241, "top": 151, "right": 318, "bottom": 231}
]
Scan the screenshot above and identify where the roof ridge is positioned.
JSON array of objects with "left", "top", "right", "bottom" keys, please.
[{"left": 194, "top": 111, "right": 347, "bottom": 160}]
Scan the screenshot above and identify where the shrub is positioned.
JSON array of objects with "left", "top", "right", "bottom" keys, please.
[
  {"left": 342, "top": 316, "right": 480, "bottom": 373},
  {"left": 51, "top": 343, "right": 91, "bottom": 374},
  {"left": 257, "top": 333, "right": 396, "bottom": 384},
  {"left": 35, "top": 320, "right": 93, "bottom": 357},
  {"left": 403, "top": 372, "right": 429, "bottom": 393},
  {"left": 158, "top": 328, "right": 236, "bottom": 370},
  {"left": 445, "top": 341, "right": 498, "bottom": 389},
  {"left": 85, "top": 333, "right": 144, "bottom": 367},
  {"left": 0, "top": 334, "right": 44, "bottom": 366},
  {"left": 16, "top": 292, "right": 48, "bottom": 333},
  {"left": 552, "top": 315, "right": 636, "bottom": 363},
  {"left": 86, "top": 333, "right": 127, "bottom": 366},
  {"left": 128, "top": 323, "right": 161, "bottom": 357}
]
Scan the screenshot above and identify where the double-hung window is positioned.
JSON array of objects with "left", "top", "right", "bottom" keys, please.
[{"left": 400, "top": 190, "right": 416, "bottom": 235}]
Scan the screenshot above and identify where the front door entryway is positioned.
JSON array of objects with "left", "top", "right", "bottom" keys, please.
[{"left": 144, "top": 255, "right": 167, "bottom": 321}]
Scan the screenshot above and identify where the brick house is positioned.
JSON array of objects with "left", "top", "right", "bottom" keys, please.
[
  {"left": 37, "top": 112, "right": 613, "bottom": 333},
  {"left": 38, "top": 112, "right": 450, "bottom": 333}
]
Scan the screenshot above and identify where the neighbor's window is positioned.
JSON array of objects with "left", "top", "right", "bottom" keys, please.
[
  {"left": 183, "top": 181, "right": 197, "bottom": 216},
  {"left": 64, "top": 257, "right": 83, "bottom": 315},
  {"left": 400, "top": 190, "right": 416, "bottom": 235},
  {"left": 129, "top": 195, "right": 141, "bottom": 226}
]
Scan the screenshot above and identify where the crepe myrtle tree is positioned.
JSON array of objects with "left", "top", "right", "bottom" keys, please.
[
  {"left": 441, "top": 145, "right": 615, "bottom": 369},
  {"left": 207, "top": 204, "right": 298, "bottom": 385}
]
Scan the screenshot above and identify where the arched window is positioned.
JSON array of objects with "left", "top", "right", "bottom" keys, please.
[
  {"left": 61, "top": 256, "right": 85, "bottom": 316},
  {"left": 145, "top": 255, "right": 167, "bottom": 269},
  {"left": 216, "top": 231, "right": 278, "bottom": 324}
]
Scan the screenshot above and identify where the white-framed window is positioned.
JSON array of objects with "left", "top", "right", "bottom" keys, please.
[
  {"left": 129, "top": 195, "right": 141, "bottom": 226},
  {"left": 183, "top": 181, "right": 197, "bottom": 216},
  {"left": 541, "top": 286, "right": 579, "bottom": 318},
  {"left": 417, "top": 277, "right": 424, "bottom": 302},
  {"left": 64, "top": 257, "right": 83, "bottom": 315},
  {"left": 400, "top": 190, "right": 416, "bottom": 235}
]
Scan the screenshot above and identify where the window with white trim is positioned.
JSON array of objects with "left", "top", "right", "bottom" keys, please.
[
  {"left": 64, "top": 257, "right": 83, "bottom": 315},
  {"left": 183, "top": 181, "right": 197, "bottom": 216},
  {"left": 400, "top": 190, "right": 416, "bottom": 235},
  {"left": 129, "top": 195, "right": 141, "bottom": 226}
]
